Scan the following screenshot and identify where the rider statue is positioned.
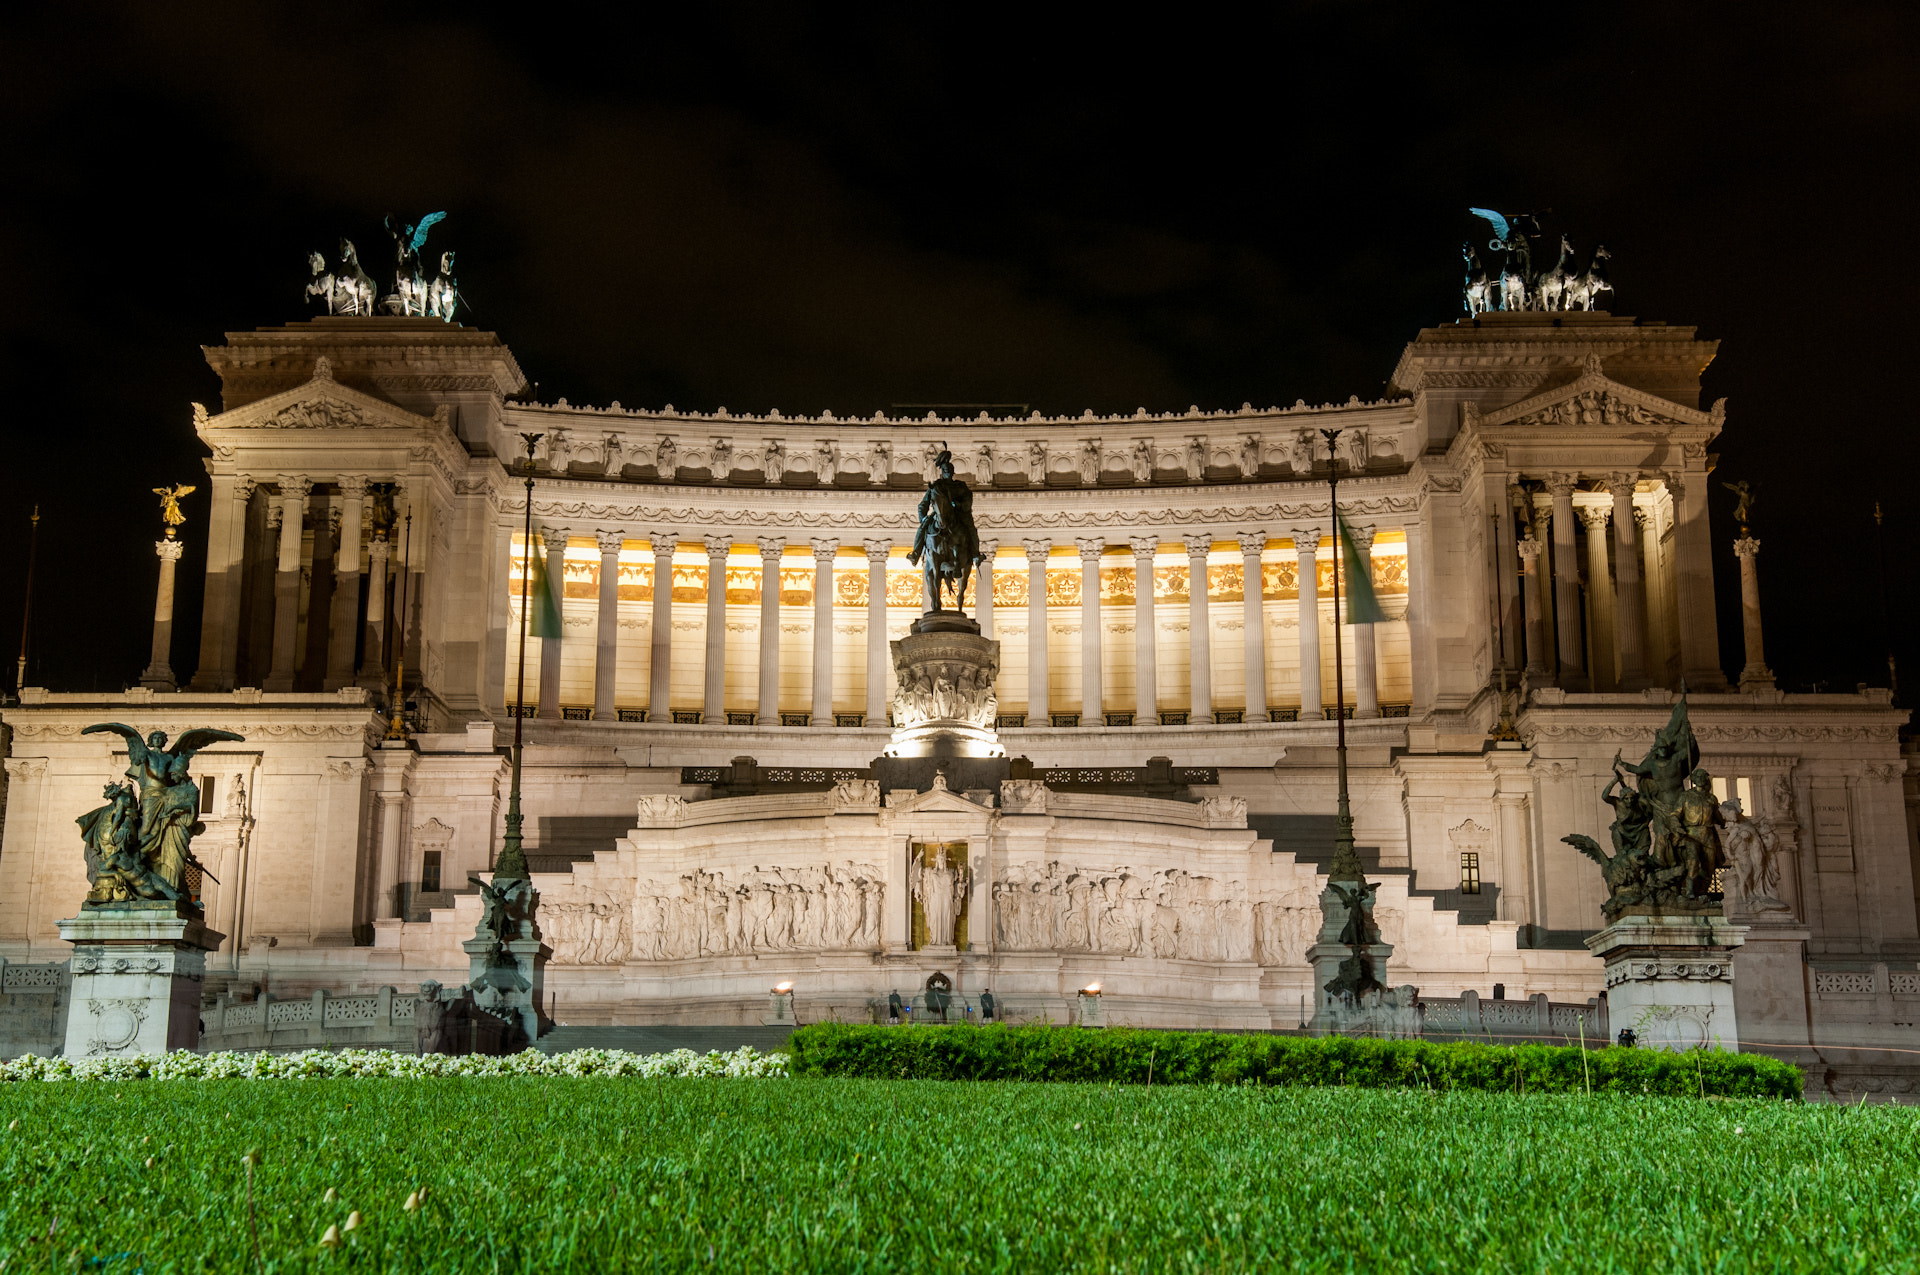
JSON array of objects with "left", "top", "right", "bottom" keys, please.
[{"left": 908, "top": 447, "right": 981, "bottom": 614}]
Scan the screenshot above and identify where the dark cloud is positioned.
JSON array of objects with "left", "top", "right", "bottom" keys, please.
[{"left": 1, "top": 2, "right": 1915, "bottom": 695}]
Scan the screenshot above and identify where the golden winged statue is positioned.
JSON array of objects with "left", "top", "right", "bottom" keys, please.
[{"left": 153, "top": 484, "right": 196, "bottom": 537}]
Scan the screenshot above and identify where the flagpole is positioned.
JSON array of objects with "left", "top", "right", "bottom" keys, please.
[
  {"left": 1321, "top": 428, "right": 1362, "bottom": 882},
  {"left": 496, "top": 432, "right": 543, "bottom": 881},
  {"left": 14, "top": 505, "right": 39, "bottom": 699}
]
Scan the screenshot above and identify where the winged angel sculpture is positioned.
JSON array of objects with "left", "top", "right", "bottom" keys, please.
[
  {"left": 75, "top": 723, "right": 245, "bottom": 910},
  {"left": 1464, "top": 208, "right": 1612, "bottom": 315}
]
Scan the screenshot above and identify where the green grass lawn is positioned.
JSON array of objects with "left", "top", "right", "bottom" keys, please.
[{"left": 1, "top": 1077, "right": 1912, "bottom": 1273}]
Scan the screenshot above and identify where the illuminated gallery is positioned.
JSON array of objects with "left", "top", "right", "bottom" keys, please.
[{"left": 1, "top": 236, "right": 1914, "bottom": 1063}]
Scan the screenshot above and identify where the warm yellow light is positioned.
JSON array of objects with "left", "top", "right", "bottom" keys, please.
[
  {"left": 773, "top": 981, "right": 794, "bottom": 993},
  {"left": 1083, "top": 983, "right": 1101, "bottom": 995}
]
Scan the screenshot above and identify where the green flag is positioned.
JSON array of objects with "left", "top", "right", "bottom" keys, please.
[
  {"left": 1336, "top": 514, "right": 1385, "bottom": 625},
  {"left": 525, "top": 533, "right": 564, "bottom": 639}
]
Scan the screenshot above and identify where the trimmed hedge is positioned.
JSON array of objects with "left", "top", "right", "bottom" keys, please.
[{"left": 786, "top": 1023, "right": 1803, "bottom": 1098}]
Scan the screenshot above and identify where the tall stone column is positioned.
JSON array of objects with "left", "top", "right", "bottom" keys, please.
[
  {"left": 537, "top": 527, "right": 569, "bottom": 720},
  {"left": 192, "top": 474, "right": 252, "bottom": 691},
  {"left": 265, "top": 475, "right": 310, "bottom": 692},
  {"left": 1131, "top": 537, "right": 1158, "bottom": 724},
  {"left": 1579, "top": 505, "right": 1616, "bottom": 691},
  {"left": 1666, "top": 475, "right": 1727, "bottom": 688},
  {"left": 1024, "top": 539, "right": 1051, "bottom": 724},
  {"left": 648, "top": 535, "right": 676, "bottom": 722},
  {"left": 1238, "top": 533, "right": 1269, "bottom": 722},
  {"left": 1637, "top": 507, "right": 1669, "bottom": 677},
  {"left": 811, "top": 539, "right": 838, "bottom": 725},
  {"left": 1608, "top": 476, "right": 1649, "bottom": 689},
  {"left": 1348, "top": 524, "right": 1379, "bottom": 719},
  {"left": 864, "top": 540, "right": 891, "bottom": 726},
  {"left": 140, "top": 538, "right": 186, "bottom": 691},
  {"left": 975, "top": 540, "right": 997, "bottom": 639},
  {"left": 371, "top": 789, "right": 408, "bottom": 920},
  {"left": 757, "top": 538, "right": 786, "bottom": 724},
  {"left": 1547, "top": 475, "right": 1586, "bottom": 689},
  {"left": 703, "top": 536, "right": 731, "bottom": 723},
  {"left": 360, "top": 534, "right": 391, "bottom": 690},
  {"left": 325, "top": 477, "right": 365, "bottom": 689},
  {"left": 1077, "top": 538, "right": 1104, "bottom": 724},
  {"left": 1518, "top": 536, "right": 1548, "bottom": 676},
  {"left": 1184, "top": 534, "right": 1215, "bottom": 724},
  {"left": 1733, "top": 536, "right": 1775, "bottom": 690},
  {"left": 1293, "top": 531, "right": 1323, "bottom": 720},
  {"left": 592, "top": 531, "right": 624, "bottom": 721}
]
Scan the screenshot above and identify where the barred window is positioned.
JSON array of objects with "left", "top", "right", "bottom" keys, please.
[
  {"left": 1460, "top": 852, "right": 1481, "bottom": 895},
  {"left": 421, "top": 851, "right": 443, "bottom": 894}
]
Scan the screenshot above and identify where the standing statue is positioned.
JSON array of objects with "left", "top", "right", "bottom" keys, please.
[
  {"left": 384, "top": 212, "right": 447, "bottom": 316},
  {"left": 908, "top": 446, "right": 980, "bottom": 613},
  {"left": 1562, "top": 694, "right": 1728, "bottom": 920},
  {"left": 1329, "top": 880, "right": 1381, "bottom": 947},
  {"left": 152, "top": 484, "right": 195, "bottom": 537},
  {"left": 912, "top": 844, "right": 966, "bottom": 947},
  {"left": 1722, "top": 480, "right": 1756, "bottom": 531},
  {"left": 1471, "top": 208, "right": 1539, "bottom": 311},
  {"left": 1718, "top": 801, "right": 1791, "bottom": 915},
  {"left": 75, "top": 724, "right": 246, "bottom": 909}
]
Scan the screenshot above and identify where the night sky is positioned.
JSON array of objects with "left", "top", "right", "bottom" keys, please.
[{"left": 2, "top": 5, "right": 1914, "bottom": 701}]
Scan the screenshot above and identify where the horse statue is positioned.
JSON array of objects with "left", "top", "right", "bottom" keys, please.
[
  {"left": 1469, "top": 208, "right": 1538, "bottom": 311},
  {"left": 336, "top": 239, "right": 379, "bottom": 315},
  {"left": 908, "top": 446, "right": 980, "bottom": 613},
  {"left": 1462, "top": 243, "right": 1495, "bottom": 315},
  {"left": 1566, "top": 244, "right": 1612, "bottom": 311},
  {"left": 1536, "top": 235, "right": 1575, "bottom": 311},
  {"left": 426, "top": 251, "right": 460, "bottom": 322}
]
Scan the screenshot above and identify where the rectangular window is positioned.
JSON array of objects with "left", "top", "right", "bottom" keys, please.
[
  {"left": 200, "top": 776, "right": 216, "bottom": 814},
  {"left": 1460, "top": 852, "right": 1481, "bottom": 895},
  {"left": 421, "top": 851, "right": 443, "bottom": 894}
]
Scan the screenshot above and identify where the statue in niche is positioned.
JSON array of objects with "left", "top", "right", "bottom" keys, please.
[
  {"left": 655, "top": 436, "right": 677, "bottom": 474},
  {"left": 908, "top": 447, "right": 980, "bottom": 613},
  {"left": 1028, "top": 442, "right": 1047, "bottom": 484},
  {"left": 912, "top": 844, "right": 966, "bottom": 948},
  {"left": 76, "top": 723, "right": 247, "bottom": 911},
  {"left": 1563, "top": 694, "right": 1729, "bottom": 920},
  {"left": 1131, "top": 440, "right": 1152, "bottom": 482}
]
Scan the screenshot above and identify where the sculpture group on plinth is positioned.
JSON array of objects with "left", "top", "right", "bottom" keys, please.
[
  {"left": 76, "top": 723, "right": 244, "bottom": 910},
  {"left": 305, "top": 212, "right": 461, "bottom": 322},
  {"left": 1463, "top": 209, "right": 1612, "bottom": 315}
]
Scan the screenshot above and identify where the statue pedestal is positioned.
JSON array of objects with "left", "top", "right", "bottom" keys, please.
[
  {"left": 58, "top": 903, "right": 224, "bottom": 1057},
  {"left": 1307, "top": 880, "right": 1394, "bottom": 1033},
  {"left": 884, "top": 613, "right": 1003, "bottom": 759},
  {"left": 1585, "top": 913, "right": 1747, "bottom": 1052},
  {"left": 1729, "top": 917, "right": 1812, "bottom": 1052},
  {"left": 462, "top": 935, "right": 545, "bottom": 1047}
]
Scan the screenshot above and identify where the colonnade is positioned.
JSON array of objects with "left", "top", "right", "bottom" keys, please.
[{"left": 511, "top": 527, "right": 1414, "bottom": 727}]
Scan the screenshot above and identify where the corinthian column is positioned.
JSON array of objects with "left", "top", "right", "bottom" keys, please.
[
  {"left": 359, "top": 533, "right": 390, "bottom": 689},
  {"left": 1184, "top": 534, "right": 1214, "bottom": 724},
  {"left": 1608, "top": 475, "right": 1649, "bottom": 689},
  {"left": 140, "top": 538, "right": 186, "bottom": 691},
  {"left": 703, "top": 535, "right": 731, "bottom": 723},
  {"left": 1579, "top": 504, "right": 1616, "bottom": 690},
  {"left": 864, "top": 539, "right": 890, "bottom": 725},
  {"left": 1239, "top": 533, "right": 1269, "bottom": 722},
  {"left": 975, "top": 540, "right": 997, "bottom": 639},
  {"left": 811, "top": 539, "right": 838, "bottom": 725},
  {"left": 1733, "top": 536, "right": 1775, "bottom": 690},
  {"left": 192, "top": 474, "right": 252, "bottom": 691},
  {"left": 326, "top": 476, "right": 365, "bottom": 689},
  {"left": 648, "top": 535, "right": 676, "bottom": 722},
  {"left": 1518, "top": 536, "right": 1548, "bottom": 676},
  {"left": 1131, "top": 537, "right": 1158, "bottom": 724},
  {"left": 1293, "top": 531, "right": 1322, "bottom": 720},
  {"left": 266, "top": 475, "right": 310, "bottom": 692},
  {"left": 1546, "top": 475, "right": 1586, "bottom": 689},
  {"left": 757, "top": 538, "right": 785, "bottom": 724},
  {"left": 1348, "top": 524, "right": 1378, "bottom": 719},
  {"left": 593, "top": 530, "right": 624, "bottom": 721},
  {"left": 1077, "top": 538, "right": 1104, "bottom": 724},
  {"left": 537, "top": 527, "right": 570, "bottom": 719},
  {"left": 1024, "top": 539, "right": 1051, "bottom": 723}
]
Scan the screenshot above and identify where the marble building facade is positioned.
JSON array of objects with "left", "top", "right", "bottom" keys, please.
[{"left": 1, "top": 310, "right": 1915, "bottom": 1036}]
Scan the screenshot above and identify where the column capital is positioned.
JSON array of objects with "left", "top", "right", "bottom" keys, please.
[
  {"left": 757, "top": 536, "right": 787, "bottom": 561},
  {"left": 1733, "top": 535, "right": 1761, "bottom": 561},
  {"left": 542, "top": 524, "right": 573, "bottom": 544},
  {"left": 336, "top": 475, "right": 368, "bottom": 499},
  {"left": 863, "top": 538, "right": 892, "bottom": 562},
  {"left": 1182, "top": 533, "right": 1214, "bottom": 557},
  {"left": 1662, "top": 473, "right": 1687, "bottom": 501},
  {"left": 703, "top": 535, "right": 733, "bottom": 558},
  {"left": 277, "top": 474, "right": 312, "bottom": 500},
  {"left": 155, "top": 538, "right": 185, "bottom": 562},
  {"left": 232, "top": 475, "right": 257, "bottom": 502},
  {"left": 1517, "top": 535, "right": 1544, "bottom": 562},
  {"left": 1577, "top": 505, "right": 1611, "bottom": 531},
  {"left": 975, "top": 538, "right": 998, "bottom": 558},
  {"left": 1290, "top": 531, "right": 1321, "bottom": 560},
  {"left": 1633, "top": 506, "right": 1653, "bottom": 530},
  {"left": 1235, "top": 532, "right": 1267, "bottom": 557},
  {"left": 810, "top": 537, "right": 840, "bottom": 561},
  {"left": 266, "top": 502, "right": 284, "bottom": 530},
  {"left": 648, "top": 533, "right": 679, "bottom": 558},
  {"left": 1075, "top": 537, "right": 1105, "bottom": 562},
  {"left": 595, "top": 529, "right": 625, "bottom": 554},
  {"left": 1347, "top": 524, "right": 1376, "bottom": 553},
  {"left": 1605, "top": 472, "right": 1642, "bottom": 495},
  {"left": 1023, "top": 538, "right": 1053, "bottom": 562},
  {"left": 367, "top": 534, "right": 392, "bottom": 564},
  {"left": 1545, "top": 473, "right": 1578, "bottom": 498},
  {"left": 1129, "top": 536, "right": 1158, "bottom": 557}
]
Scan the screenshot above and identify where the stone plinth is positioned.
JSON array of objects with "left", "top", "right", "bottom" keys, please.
[
  {"left": 1585, "top": 914, "right": 1748, "bottom": 1052},
  {"left": 1307, "top": 880, "right": 1394, "bottom": 1033},
  {"left": 884, "top": 613, "right": 1003, "bottom": 759},
  {"left": 59, "top": 903, "right": 224, "bottom": 1057},
  {"left": 463, "top": 935, "right": 545, "bottom": 1047},
  {"left": 1729, "top": 918, "right": 1812, "bottom": 1052}
]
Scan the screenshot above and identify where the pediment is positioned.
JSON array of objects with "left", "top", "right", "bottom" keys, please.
[
  {"left": 881, "top": 777, "right": 997, "bottom": 821},
  {"left": 195, "top": 357, "right": 439, "bottom": 435},
  {"left": 1473, "top": 354, "right": 1723, "bottom": 433}
]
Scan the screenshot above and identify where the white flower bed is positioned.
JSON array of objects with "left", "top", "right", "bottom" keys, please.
[{"left": 0, "top": 1046, "right": 789, "bottom": 1082}]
